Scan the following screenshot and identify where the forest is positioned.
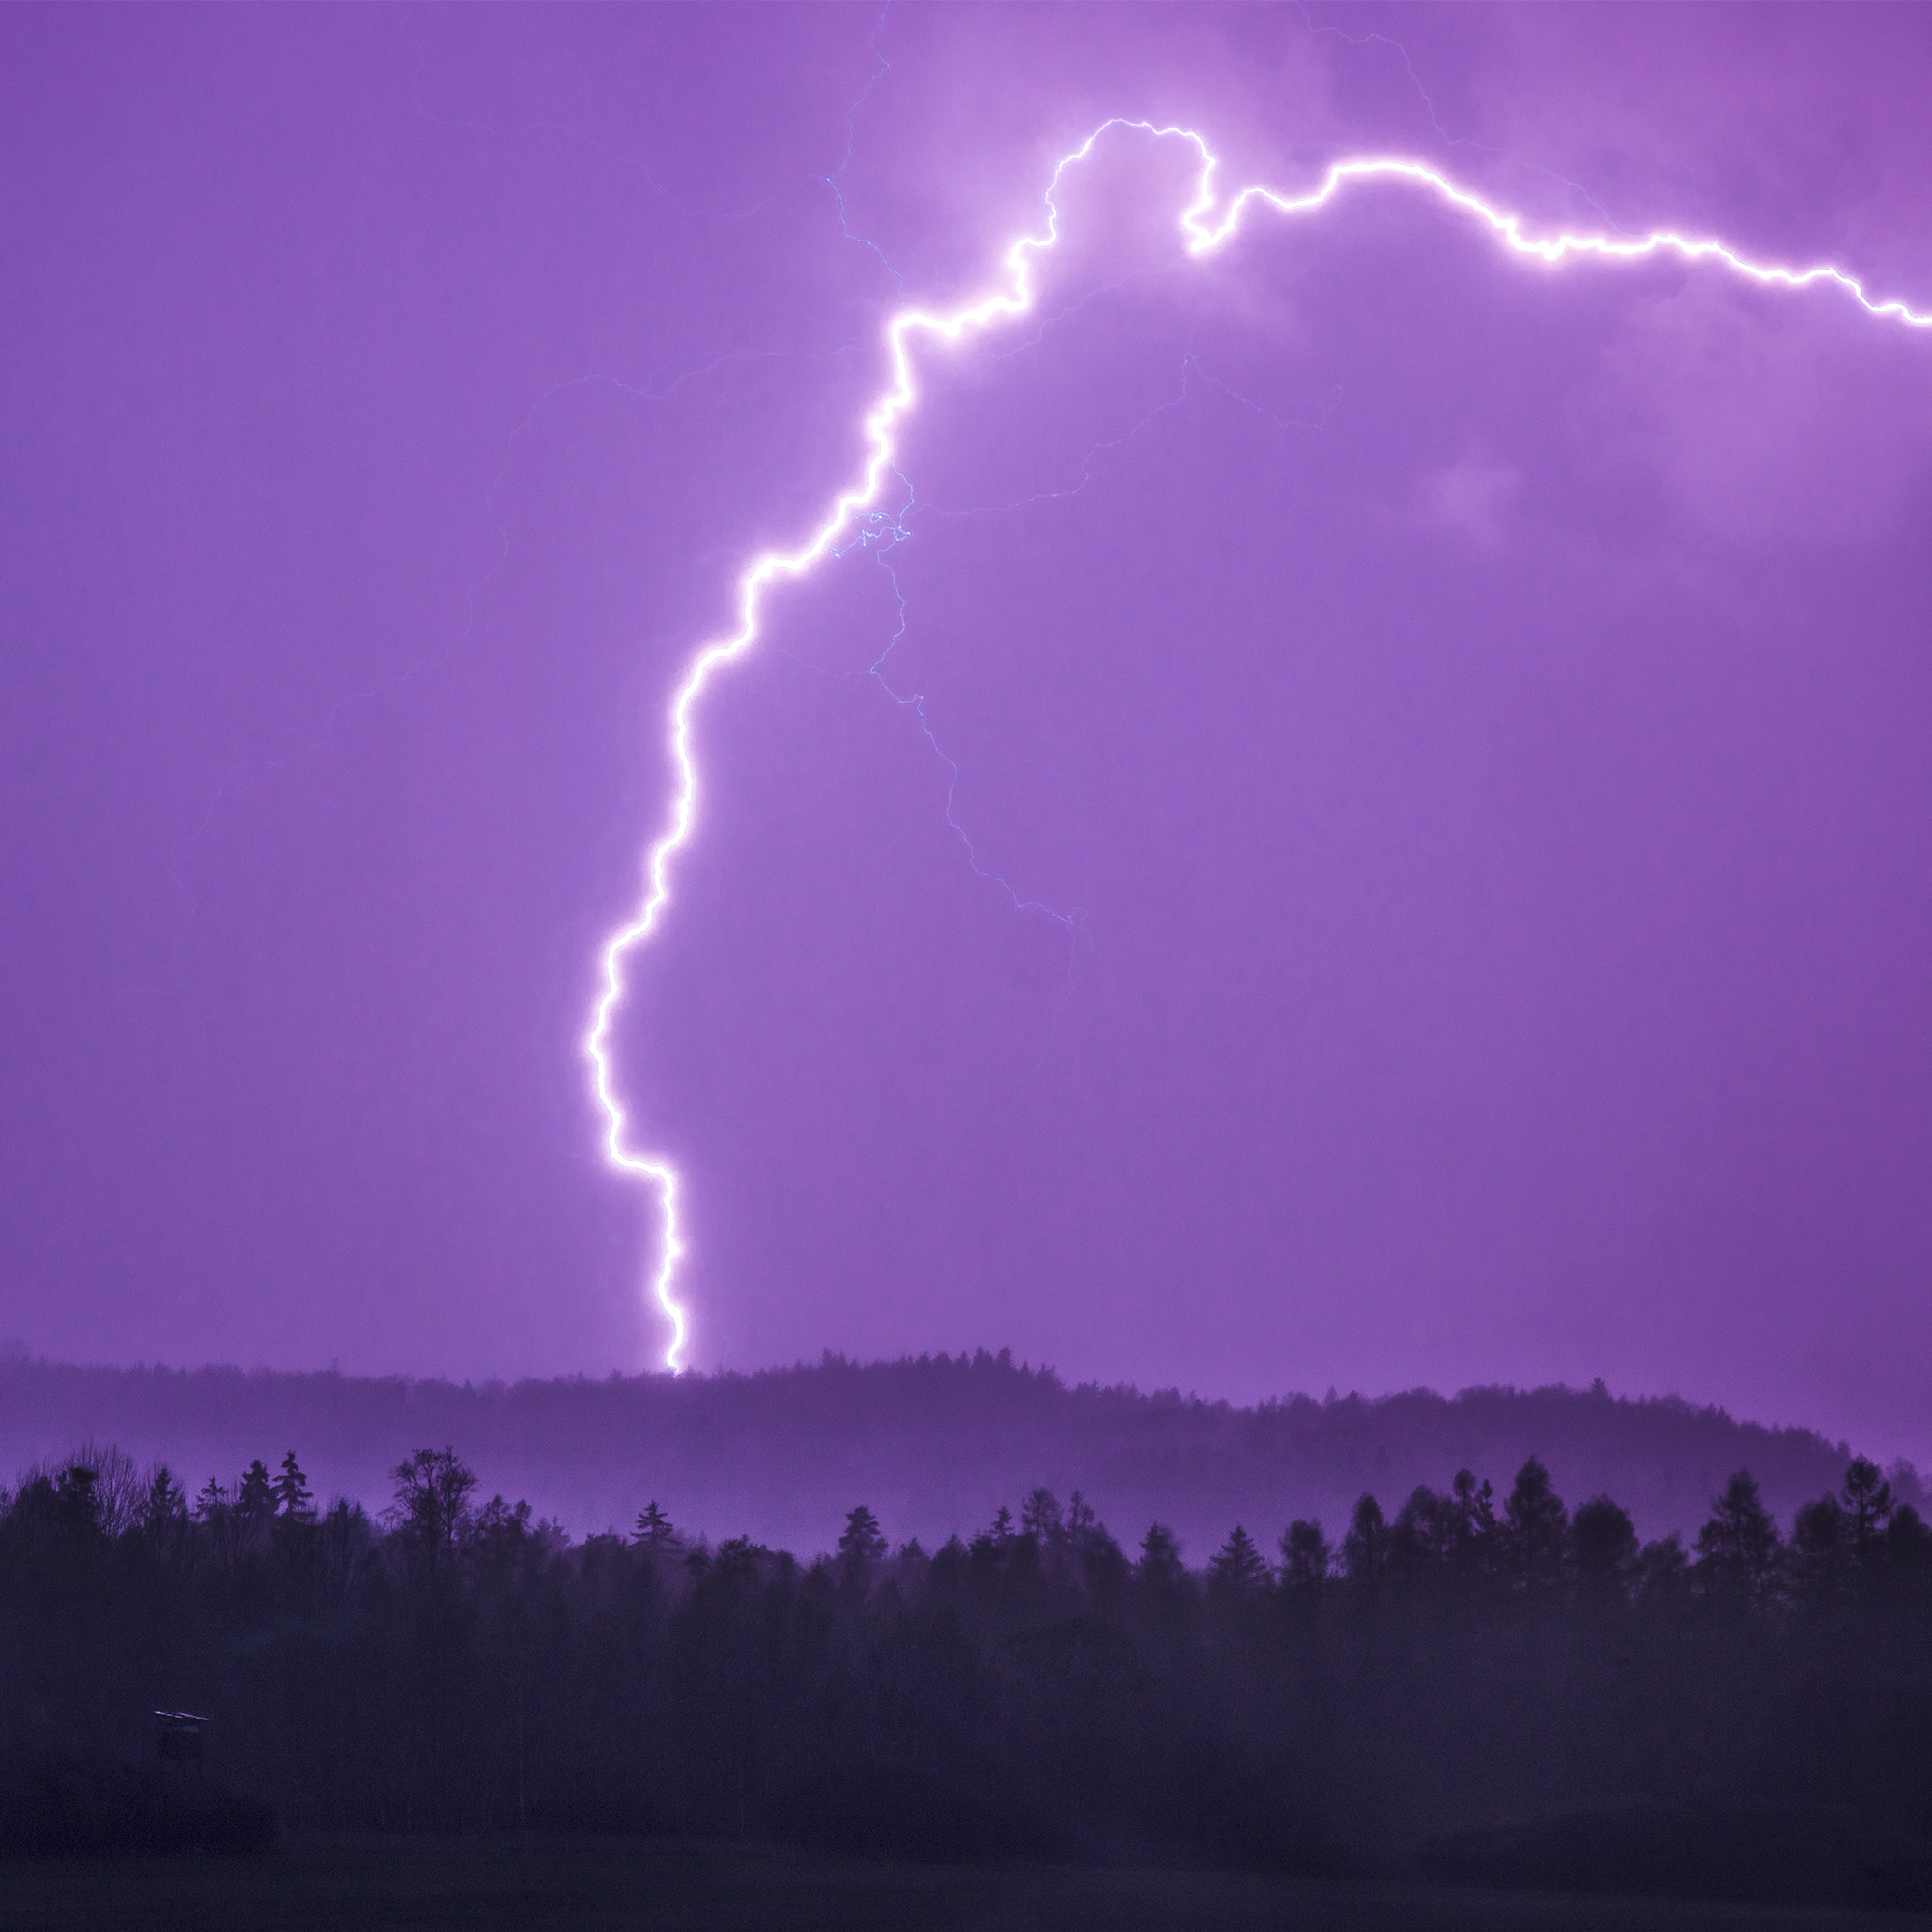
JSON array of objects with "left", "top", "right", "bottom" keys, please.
[
  {"left": 1, "top": 1440, "right": 1929, "bottom": 1909},
  {"left": 2, "top": 1351, "right": 1914, "bottom": 1560}
]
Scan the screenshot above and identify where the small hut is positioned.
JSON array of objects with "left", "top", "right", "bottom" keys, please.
[{"left": 154, "top": 1709, "right": 209, "bottom": 1769}]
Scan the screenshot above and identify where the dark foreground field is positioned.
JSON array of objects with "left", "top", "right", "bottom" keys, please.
[{"left": 2, "top": 1842, "right": 1930, "bottom": 1932}]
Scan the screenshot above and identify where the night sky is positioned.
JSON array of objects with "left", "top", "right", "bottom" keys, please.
[{"left": 5, "top": 5, "right": 1931, "bottom": 1462}]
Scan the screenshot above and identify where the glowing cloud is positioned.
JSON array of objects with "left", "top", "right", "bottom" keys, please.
[{"left": 582, "top": 118, "right": 1931, "bottom": 1374}]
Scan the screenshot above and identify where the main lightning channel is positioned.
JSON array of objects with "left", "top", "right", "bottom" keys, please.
[{"left": 583, "top": 118, "right": 1932, "bottom": 1375}]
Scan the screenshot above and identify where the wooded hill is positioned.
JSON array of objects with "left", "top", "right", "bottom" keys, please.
[{"left": 0, "top": 1350, "right": 1915, "bottom": 1557}]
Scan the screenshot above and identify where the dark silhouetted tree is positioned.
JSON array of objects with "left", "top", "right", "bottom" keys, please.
[
  {"left": 70, "top": 1443, "right": 144, "bottom": 1535},
  {"left": 136, "top": 1463, "right": 192, "bottom": 1572},
  {"left": 1341, "top": 1493, "right": 1390, "bottom": 1588},
  {"left": 319, "top": 1495, "right": 373, "bottom": 1597},
  {"left": 232, "top": 1457, "right": 275, "bottom": 1559},
  {"left": 1572, "top": 1493, "right": 1638, "bottom": 1601},
  {"left": 1446, "top": 1468, "right": 1497, "bottom": 1581},
  {"left": 1501, "top": 1457, "right": 1568, "bottom": 1590},
  {"left": 839, "top": 1503, "right": 887, "bottom": 1575},
  {"left": 1077, "top": 1522, "right": 1131, "bottom": 1599},
  {"left": 1391, "top": 1486, "right": 1450, "bottom": 1578},
  {"left": 1137, "top": 1522, "right": 1186, "bottom": 1591},
  {"left": 472, "top": 1494, "right": 536, "bottom": 1567},
  {"left": 387, "top": 1446, "right": 477, "bottom": 1567},
  {"left": 633, "top": 1499, "right": 677, "bottom": 1550},
  {"left": 140, "top": 1465, "right": 187, "bottom": 1534},
  {"left": 192, "top": 1474, "right": 233, "bottom": 1564},
  {"left": 273, "top": 1450, "right": 315, "bottom": 1524},
  {"left": 237, "top": 1457, "right": 274, "bottom": 1525},
  {"left": 53, "top": 1463, "right": 103, "bottom": 1541},
  {"left": 1279, "top": 1518, "right": 1331, "bottom": 1596},
  {"left": 1695, "top": 1470, "right": 1783, "bottom": 1610},
  {"left": 1842, "top": 1456, "right": 1893, "bottom": 1571},
  {"left": 1793, "top": 1492, "right": 1847, "bottom": 1601},
  {"left": 1020, "top": 1487, "right": 1063, "bottom": 1548},
  {"left": 1208, "top": 1525, "right": 1270, "bottom": 1598}
]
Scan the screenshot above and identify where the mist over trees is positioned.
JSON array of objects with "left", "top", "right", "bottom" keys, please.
[
  {"left": 0, "top": 1350, "right": 1916, "bottom": 1555},
  {"left": 2, "top": 1434, "right": 1929, "bottom": 1904}
]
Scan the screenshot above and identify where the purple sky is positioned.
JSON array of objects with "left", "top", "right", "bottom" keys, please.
[{"left": 5, "top": 5, "right": 1931, "bottom": 1460}]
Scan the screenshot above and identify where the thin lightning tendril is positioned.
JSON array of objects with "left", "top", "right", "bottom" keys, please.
[{"left": 583, "top": 118, "right": 1932, "bottom": 1375}]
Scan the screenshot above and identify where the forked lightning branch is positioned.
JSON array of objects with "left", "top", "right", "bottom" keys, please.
[{"left": 582, "top": 117, "right": 1932, "bottom": 1374}]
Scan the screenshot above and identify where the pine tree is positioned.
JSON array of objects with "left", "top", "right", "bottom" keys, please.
[
  {"left": 141, "top": 1466, "right": 187, "bottom": 1532},
  {"left": 1393, "top": 1484, "right": 1465, "bottom": 1576},
  {"left": 1501, "top": 1457, "right": 1569, "bottom": 1590},
  {"left": 1842, "top": 1456, "right": 1894, "bottom": 1569},
  {"left": 838, "top": 1503, "right": 887, "bottom": 1568},
  {"left": 1694, "top": 1470, "right": 1783, "bottom": 1609},
  {"left": 633, "top": 1499, "right": 677, "bottom": 1550},
  {"left": 1793, "top": 1492, "right": 1847, "bottom": 1599},
  {"left": 1208, "top": 1525, "right": 1271, "bottom": 1597},
  {"left": 1447, "top": 1469, "right": 1498, "bottom": 1580},
  {"left": 237, "top": 1459, "right": 275, "bottom": 1521},
  {"left": 1342, "top": 1493, "right": 1390, "bottom": 1587},
  {"left": 1137, "top": 1522, "right": 1185, "bottom": 1589},
  {"left": 1279, "top": 1518, "right": 1331, "bottom": 1594},
  {"left": 1021, "top": 1487, "right": 1064, "bottom": 1546},
  {"left": 139, "top": 1466, "right": 189, "bottom": 1563},
  {"left": 274, "top": 1450, "right": 316, "bottom": 1524}
]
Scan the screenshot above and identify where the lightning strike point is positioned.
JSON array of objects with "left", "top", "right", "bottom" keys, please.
[{"left": 584, "top": 117, "right": 1932, "bottom": 1376}]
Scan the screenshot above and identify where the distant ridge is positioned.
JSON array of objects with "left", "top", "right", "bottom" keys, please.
[{"left": 0, "top": 1350, "right": 1916, "bottom": 1559}]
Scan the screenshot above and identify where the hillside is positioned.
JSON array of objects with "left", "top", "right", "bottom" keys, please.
[{"left": 0, "top": 1350, "right": 1915, "bottom": 1558}]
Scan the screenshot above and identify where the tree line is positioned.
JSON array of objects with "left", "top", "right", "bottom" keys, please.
[{"left": 0, "top": 1440, "right": 1927, "bottom": 1893}]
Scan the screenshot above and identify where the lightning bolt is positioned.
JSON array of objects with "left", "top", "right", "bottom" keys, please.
[{"left": 583, "top": 117, "right": 1932, "bottom": 1374}]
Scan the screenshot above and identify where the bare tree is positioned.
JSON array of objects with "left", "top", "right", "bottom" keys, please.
[{"left": 386, "top": 1446, "right": 478, "bottom": 1567}]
